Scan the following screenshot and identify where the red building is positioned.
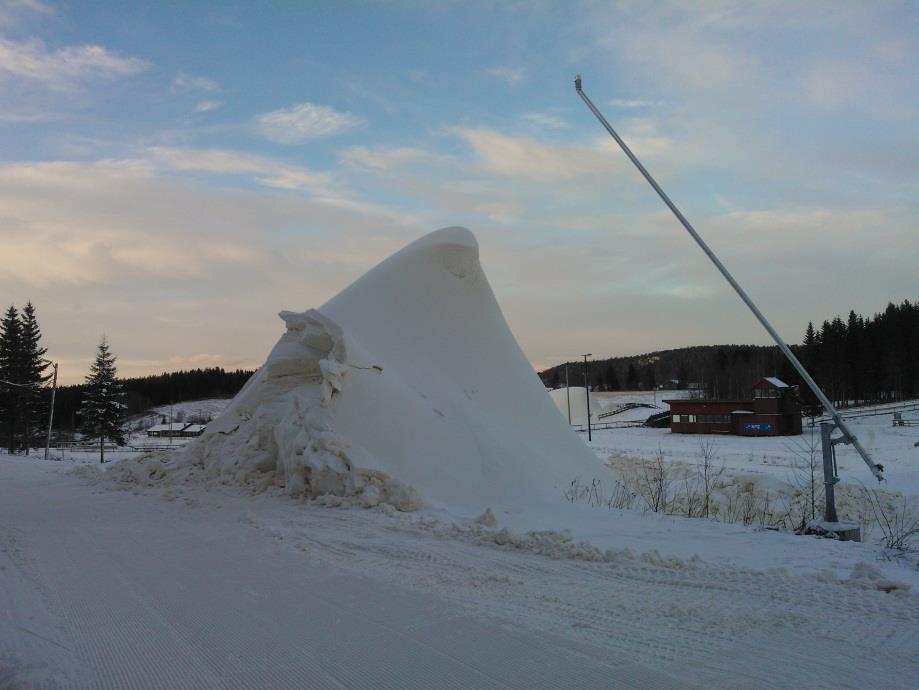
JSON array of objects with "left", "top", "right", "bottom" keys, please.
[{"left": 664, "top": 377, "right": 802, "bottom": 436}]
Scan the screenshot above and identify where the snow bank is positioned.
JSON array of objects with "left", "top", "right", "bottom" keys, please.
[{"left": 178, "top": 227, "right": 603, "bottom": 509}]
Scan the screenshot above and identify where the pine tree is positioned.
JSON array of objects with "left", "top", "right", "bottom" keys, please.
[
  {"left": 642, "top": 365, "right": 656, "bottom": 391},
  {"left": 0, "top": 305, "right": 24, "bottom": 453},
  {"left": 19, "top": 302, "right": 50, "bottom": 452},
  {"left": 80, "top": 337, "right": 126, "bottom": 463},
  {"left": 626, "top": 363, "right": 638, "bottom": 390},
  {"left": 605, "top": 364, "right": 620, "bottom": 391}
]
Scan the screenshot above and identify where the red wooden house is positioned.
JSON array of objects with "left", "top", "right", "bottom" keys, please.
[{"left": 665, "top": 377, "right": 802, "bottom": 436}]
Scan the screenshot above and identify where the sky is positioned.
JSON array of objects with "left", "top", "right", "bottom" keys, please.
[{"left": 1, "top": 0, "right": 916, "bottom": 384}]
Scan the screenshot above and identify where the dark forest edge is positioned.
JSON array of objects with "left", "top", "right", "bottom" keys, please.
[
  {"left": 539, "top": 298, "right": 919, "bottom": 411},
  {"left": 52, "top": 367, "right": 256, "bottom": 432}
]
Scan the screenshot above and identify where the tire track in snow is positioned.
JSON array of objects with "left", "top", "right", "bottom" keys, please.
[
  {"left": 6, "top": 463, "right": 664, "bottom": 689},
  {"left": 260, "top": 504, "right": 919, "bottom": 689}
]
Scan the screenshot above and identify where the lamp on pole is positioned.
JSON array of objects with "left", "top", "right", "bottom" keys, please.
[{"left": 582, "top": 354, "right": 592, "bottom": 441}]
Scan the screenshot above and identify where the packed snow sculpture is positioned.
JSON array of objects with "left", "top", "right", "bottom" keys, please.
[{"left": 181, "top": 227, "right": 603, "bottom": 510}]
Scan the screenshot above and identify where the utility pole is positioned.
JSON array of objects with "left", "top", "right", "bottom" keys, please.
[
  {"left": 44, "top": 362, "right": 58, "bottom": 461},
  {"left": 582, "top": 354, "right": 592, "bottom": 441},
  {"left": 565, "top": 363, "right": 571, "bottom": 424}
]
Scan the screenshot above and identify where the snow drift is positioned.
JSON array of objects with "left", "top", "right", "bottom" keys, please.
[
  {"left": 548, "top": 386, "right": 594, "bottom": 426},
  {"left": 180, "top": 227, "right": 603, "bottom": 509}
]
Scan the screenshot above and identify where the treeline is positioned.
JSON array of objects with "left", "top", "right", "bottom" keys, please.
[
  {"left": 539, "top": 344, "right": 789, "bottom": 400},
  {"left": 53, "top": 367, "right": 255, "bottom": 431},
  {"left": 539, "top": 298, "right": 919, "bottom": 407},
  {"left": 798, "top": 300, "right": 918, "bottom": 406}
]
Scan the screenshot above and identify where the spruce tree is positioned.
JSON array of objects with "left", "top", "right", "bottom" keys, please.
[
  {"left": 605, "top": 364, "right": 620, "bottom": 391},
  {"left": 626, "top": 363, "right": 638, "bottom": 390},
  {"left": 642, "top": 365, "right": 656, "bottom": 391},
  {"left": 80, "top": 337, "right": 126, "bottom": 463},
  {"left": 0, "top": 305, "right": 24, "bottom": 453},
  {"left": 19, "top": 302, "right": 50, "bottom": 452}
]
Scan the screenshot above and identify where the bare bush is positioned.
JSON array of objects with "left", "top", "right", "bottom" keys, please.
[
  {"left": 697, "top": 438, "right": 724, "bottom": 519},
  {"left": 633, "top": 447, "right": 674, "bottom": 513},
  {"left": 784, "top": 428, "right": 824, "bottom": 530},
  {"left": 564, "top": 478, "right": 591, "bottom": 504},
  {"left": 607, "top": 480, "right": 637, "bottom": 511},
  {"left": 858, "top": 487, "right": 919, "bottom": 552}
]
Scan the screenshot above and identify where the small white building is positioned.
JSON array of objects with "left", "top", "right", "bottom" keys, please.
[{"left": 147, "top": 422, "right": 206, "bottom": 438}]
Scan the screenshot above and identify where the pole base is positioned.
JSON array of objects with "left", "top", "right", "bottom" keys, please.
[{"left": 804, "top": 520, "right": 861, "bottom": 542}]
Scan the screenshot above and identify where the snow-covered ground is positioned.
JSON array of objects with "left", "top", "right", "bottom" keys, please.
[
  {"left": 583, "top": 400, "right": 919, "bottom": 496},
  {"left": 125, "top": 398, "right": 232, "bottom": 433},
  {"left": 2, "top": 453, "right": 918, "bottom": 689}
]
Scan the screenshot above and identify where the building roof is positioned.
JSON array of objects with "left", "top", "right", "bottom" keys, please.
[
  {"left": 732, "top": 410, "right": 755, "bottom": 414},
  {"left": 182, "top": 424, "right": 206, "bottom": 433},
  {"left": 758, "top": 377, "right": 789, "bottom": 388},
  {"left": 148, "top": 423, "right": 189, "bottom": 432},
  {"left": 664, "top": 399, "right": 750, "bottom": 406}
]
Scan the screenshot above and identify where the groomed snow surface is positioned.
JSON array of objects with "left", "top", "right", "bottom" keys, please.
[{"left": 3, "top": 228, "right": 918, "bottom": 688}]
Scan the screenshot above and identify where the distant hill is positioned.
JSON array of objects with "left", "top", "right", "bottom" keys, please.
[{"left": 538, "top": 344, "right": 792, "bottom": 401}]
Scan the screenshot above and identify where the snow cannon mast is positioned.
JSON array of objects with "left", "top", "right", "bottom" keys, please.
[{"left": 573, "top": 75, "right": 884, "bottom": 486}]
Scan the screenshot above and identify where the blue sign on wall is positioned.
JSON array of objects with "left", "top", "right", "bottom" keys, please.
[{"left": 743, "top": 422, "right": 773, "bottom": 433}]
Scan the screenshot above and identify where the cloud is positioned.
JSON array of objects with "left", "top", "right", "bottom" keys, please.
[
  {"left": 799, "top": 60, "right": 866, "bottom": 108},
  {"left": 341, "top": 145, "right": 450, "bottom": 173},
  {"left": 609, "top": 99, "right": 662, "bottom": 109},
  {"left": 171, "top": 71, "right": 220, "bottom": 94},
  {"left": 193, "top": 100, "right": 223, "bottom": 113},
  {"left": 0, "top": 0, "right": 51, "bottom": 27},
  {"left": 255, "top": 101, "right": 362, "bottom": 144},
  {"left": 0, "top": 37, "right": 149, "bottom": 88},
  {"left": 453, "top": 127, "right": 624, "bottom": 182},
  {"left": 521, "top": 112, "right": 567, "bottom": 129},
  {"left": 485, "top": 66, "right": 524, "bottom": 86},
  {"left": 146, "top": 146, "right": 337, "bottom": 195}
]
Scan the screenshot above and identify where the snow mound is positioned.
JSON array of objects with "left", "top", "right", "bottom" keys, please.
[
  {"left": 179, "top": 227, "right": 603, "bottom": 509},
  {"left": 548, "top": 386, "right": 592, "bottom": 425}
]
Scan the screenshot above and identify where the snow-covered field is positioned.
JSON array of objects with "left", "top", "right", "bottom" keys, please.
[
  {"left": 124, "top": 398, "right": 232, "bottom": 433},
  {"left": 4, "top": 230, "right": 918, "bottom": 688},
  {"left": 580, "top": 394, "right": 919, "bottom": 493}
]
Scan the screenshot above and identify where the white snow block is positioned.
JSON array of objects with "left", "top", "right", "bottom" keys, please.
[{"left": 180, "top": 227, "right": 603, "bottom": 509}]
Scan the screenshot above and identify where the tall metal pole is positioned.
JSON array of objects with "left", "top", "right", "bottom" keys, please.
[
  {"left": 44, "top": 362, "right": 58, "bottom": 461},
  {"left": 575, "top": 75, "right": 883, "bottom": 482},
  {"left": 820, "top": 422, "right": 839, "bottom": 522},
  {"left": 582, "top": 354, "right": 592, "bottom": 441},
  {"left": 565, "top": 363, "right": 571, "bottom": 424}
]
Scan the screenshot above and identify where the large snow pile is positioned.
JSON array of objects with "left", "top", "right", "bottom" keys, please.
[
  {"left": 179, "top": 227, "right": 603, "bottom": 509},
  {"left": 548, "top": 386, "right": 592, "bottom": 425}
]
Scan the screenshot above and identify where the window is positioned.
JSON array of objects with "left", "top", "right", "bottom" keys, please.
[
  {"left": 754, "top": 388, "right": 779, "bottom": 399},
  {"left": 688, "top": 415, "right": 696, "bottom": 423},
  {"left": 673, "top": 415, "right": 683, "bottom": 423}
]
